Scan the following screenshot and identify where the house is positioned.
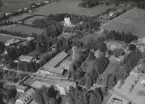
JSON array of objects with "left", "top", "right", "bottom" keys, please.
[
  {"left": 15, "top": 88, "right": 34, "bottom": 104},
  {"left": 105, "top": 40, "right": 126, "bottom": 51},
  {"left": 17, "top": 55, "right": 35, "bottom": 62},
  {"left": 16, "top": 85, "right": 29, "bottom": 93},
  {"left": 41, "top": 51, "right": 69, "bottom": 76},
  {"left": 4, "top": 38, "right": 22, "bottom": 46}
]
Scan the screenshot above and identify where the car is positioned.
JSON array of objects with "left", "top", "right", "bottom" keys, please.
[
  {"left": 45, "top": 0, "right": 50, "bottom": 4},
  {"left": 5, "top": 12, "right": 13, "bottom": 17},
  {"left": 36, "top": 2, "right": 41, "bottom": 6},
  {"left": 17, "top": 9, "right": 23, "bottom": 13}
]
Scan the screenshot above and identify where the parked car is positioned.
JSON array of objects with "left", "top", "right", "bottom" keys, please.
[{"left": 5, "top": 12, "right": 13, "bottom": 17}]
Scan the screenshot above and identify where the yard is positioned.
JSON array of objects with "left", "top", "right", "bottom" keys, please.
[{"left": 102, "top": 8, "right": 145, "bottom": 38}]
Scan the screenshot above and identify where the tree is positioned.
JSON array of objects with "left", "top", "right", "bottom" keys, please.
[
  {"left": 85, "top": 75, "right": 93, "bottom": 89},
  {"left": 97, "top": 42, "right": 107, "bottom": 53},
  {"left": 79, "top": 77, "right": 86, "bottom": 86},
  {"left": 124, "top": 49, "right": 142, "bottom": 72},
  {"left": 107, "top": 49, "right": 113, "bottom": 56},
  {"left": 89, "top": 93, "right": 101, "bottom": 104},
  {"left": 90, "top": 69, "right": 98, "bottom": 83},
  {"left": 33, "top": 89, "right": 44, "bottom": 104},
  {"left": 106, "top": 74, "right": 117, "bottom": 89},
  {"left": 113, "top": 48, "right": 125, "bottom": 57},
  {"left": 86, "top": 38, "right": 97, "bottom": 50},
  {"left": 129, "top": 44, "right": 136, "bottom": 51},
  {"left": 96, "top": 56, "right": 109, "bottom": 74},
  {"left": 49, "top": 98, "right": 57, "bottom": 104},
  {"left": 36, "top": 35, "right": 47, "bottom": 53},
  {"left": 0, "top": 41, "right": 5, "bottom": 54},
  {"left": 86, "top": 52, "right": 96, "bottom": 61}
]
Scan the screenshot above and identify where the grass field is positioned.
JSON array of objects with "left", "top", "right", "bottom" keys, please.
[
  {"left": 102, "top": 8, "right": 145, "bottom": 38},
  {"left": 0, "top": 0, "right": 46, "bottom": 16},
  {"left": 3, "top": 24, "right": 45, "bottom": 35},
  {"left": 33, "top": 0, "right": 122, "bottom": 16},
  {"left": 24, "top": 15, "right": 44, "bottom": 25}
]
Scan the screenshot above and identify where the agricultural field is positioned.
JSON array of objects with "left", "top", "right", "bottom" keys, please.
[
  {"left": 34, "top": 0, "right": 123, "bottom": 16},
  {"left": 102, "top": 7, "right": 145, "bottom": 38},
  {"left": 9, "top": 13, "right": 31, "bottom": 22},
  {"left": 0, "top": 0, "right": 46, "bottom": 16},
  {"left": 2, "top": 24, "right": 45, "bottom": 36},
  {"left": 23, "top": 15, "right": 44, "bottom": 25}
]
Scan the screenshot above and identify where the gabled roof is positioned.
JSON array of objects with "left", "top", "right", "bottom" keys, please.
[
  {"left": 19, "top": 55, "right": 33, "bottom": 62},
  {"left": 43, "top": 51, "right": 68, "bottom": 69}
]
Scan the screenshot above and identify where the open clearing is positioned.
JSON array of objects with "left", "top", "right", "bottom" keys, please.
[
  {"left": 102, "top": 8, "right": 145, "bottom": 38},
  {"left": 33, "top": 0, "right": 122, "bottom": 16}
]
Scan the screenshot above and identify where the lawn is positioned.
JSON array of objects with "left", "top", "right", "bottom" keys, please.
[
  {"left": 102, "top": 8, "right": 145, "bottom": 38},
  {"left": 33, "top": 0, "right": 123, "bottom": 16},
  {"left": 98, "top": 62, "right": 120, "bottom": 85}
]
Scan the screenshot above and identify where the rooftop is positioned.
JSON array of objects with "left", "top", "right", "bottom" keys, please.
[
  {"left": 5, "top": 38, "right": 22, "bottom": 46},
  {"left": 19, "top": 55, "right": 34, "bottom": 62},
  {"left": 43, "top": 51, "right": 68, "bottom": 69},
  {"left": 102, "top": 8, "right": 145, "bottom": 38},
  {"left": 30, "top": 78, "right": 75, "bottom": 89}
]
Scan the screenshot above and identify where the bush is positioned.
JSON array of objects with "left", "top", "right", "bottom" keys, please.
[{"left": 79, "top": 0, "right": 99, "bottom": 8}]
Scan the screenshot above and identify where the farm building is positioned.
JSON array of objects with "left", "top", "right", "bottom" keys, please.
[
  {"left": 42, "top": 51, "right": 69, "bottom": 76},
  {"left": 102, "top": 8, "right": 145, "bottom": 38},
  {"left": 44, "top": 51, "right": 68, "bottom": 68},
  {"left": 105, "top": 40, "right": 127, "bottom": 50},
  {"left": 17, "top": 55, "right": 35, "bottom": 62}
]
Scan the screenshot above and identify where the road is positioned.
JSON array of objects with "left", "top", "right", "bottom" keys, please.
[{"left": 2, "top": 67, "right": 67, "bottom": 80}]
